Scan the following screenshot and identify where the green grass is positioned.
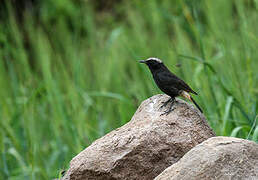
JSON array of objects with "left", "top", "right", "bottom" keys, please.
[{"left": 0, "top": 0, "right": 257, "bottom": 179}]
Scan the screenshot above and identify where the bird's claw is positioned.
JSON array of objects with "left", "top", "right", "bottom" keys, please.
[
  {"left": 160, "top": 99, "right": 175, "bottom": 116},
  {"left": 159, "top": 98, "right": 172, "bottom": 110},
  {"left": 160, "top": 107, "right": 175, "bottom": 116},
  {"left": 159, "top": 103, "right": 168, "bottom": 110}
]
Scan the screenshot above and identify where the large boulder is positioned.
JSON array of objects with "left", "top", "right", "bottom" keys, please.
[
  {"left": 62, "top": 94, "right": 215, "bottom": 180},
  {"left": 155, "top": 136, "right": 258, "bottom": 180}
]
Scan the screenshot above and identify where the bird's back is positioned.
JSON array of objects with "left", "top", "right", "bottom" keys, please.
[{"left": 153, "top": 69, "right": 197, "bottom": 97}]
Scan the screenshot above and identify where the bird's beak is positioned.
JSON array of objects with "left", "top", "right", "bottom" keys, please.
[{"left": 139, "top": 60, "right": 146, "bottom": 63}]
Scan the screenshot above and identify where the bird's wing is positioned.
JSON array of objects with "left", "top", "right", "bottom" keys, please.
[{"left": 158, "top": 71, "right": 198, "bottom": 95}]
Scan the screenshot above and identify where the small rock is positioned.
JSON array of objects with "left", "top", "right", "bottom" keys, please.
[
  {"left": 62, "top": 94, "right": 215, "bottom": 180},
  {"left": 155, "top": 136, "right": 258, "bottom": 180}
]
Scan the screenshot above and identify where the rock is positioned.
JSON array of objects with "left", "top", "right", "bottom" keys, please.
[
  {"left": 155, "top": 136, "right": 258, "bottom": 180},
  {"left": 62, "top": 94, "right": 215, "bottom": 180}
]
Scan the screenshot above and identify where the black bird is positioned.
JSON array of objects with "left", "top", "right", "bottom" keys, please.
[{"left": 139, "top": 57, "right": 203, "bottom": 115}]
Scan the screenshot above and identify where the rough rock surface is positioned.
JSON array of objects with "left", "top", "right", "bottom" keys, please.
[
  {"left": 155, "top": 136, "right": 258, "bottom": 180},
  {"left": 62, "top": 94, "right": 215, "bottom": 180}
]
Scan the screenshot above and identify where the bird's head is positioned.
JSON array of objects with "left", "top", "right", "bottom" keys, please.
[{"left": 139, "top": 57, "right": 164, "bottom": 71}]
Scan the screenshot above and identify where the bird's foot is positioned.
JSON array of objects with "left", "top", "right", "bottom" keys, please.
[
  {"left": 160, "top": 107, "right": 175, "bottom": 116},
  {"left": 160, "top": 98, "right": 175, "bottom": 116},
  {"left": 159, "top": 98, "right": 172, "bottom": 110}
]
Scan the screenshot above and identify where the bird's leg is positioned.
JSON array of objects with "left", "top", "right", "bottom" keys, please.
[
  {"left": 159, "top": 97, "right": 172, "bottom": 109},
  {"left": 160, "top": 97, "right": 175, "bottom": 116}
]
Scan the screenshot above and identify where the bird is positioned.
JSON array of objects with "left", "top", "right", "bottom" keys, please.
[{"left": 139, "top": 57, "right": 203, "bottom": 115}]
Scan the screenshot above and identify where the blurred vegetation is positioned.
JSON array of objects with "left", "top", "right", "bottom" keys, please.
[{"left": 0, "top": 0, "right": 257, "bottom": 179}]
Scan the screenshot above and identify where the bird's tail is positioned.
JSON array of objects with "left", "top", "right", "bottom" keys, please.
[
  {"left": 180, "top": 91, "right": 203, "bottom": 113},
  {"left": 190, "top": 96, "right": 203, "bottom": 113}
]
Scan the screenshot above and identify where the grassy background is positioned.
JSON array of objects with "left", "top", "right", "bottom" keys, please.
[{"left": 0, "top": 0, "right": 257, "bottom": 179}]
